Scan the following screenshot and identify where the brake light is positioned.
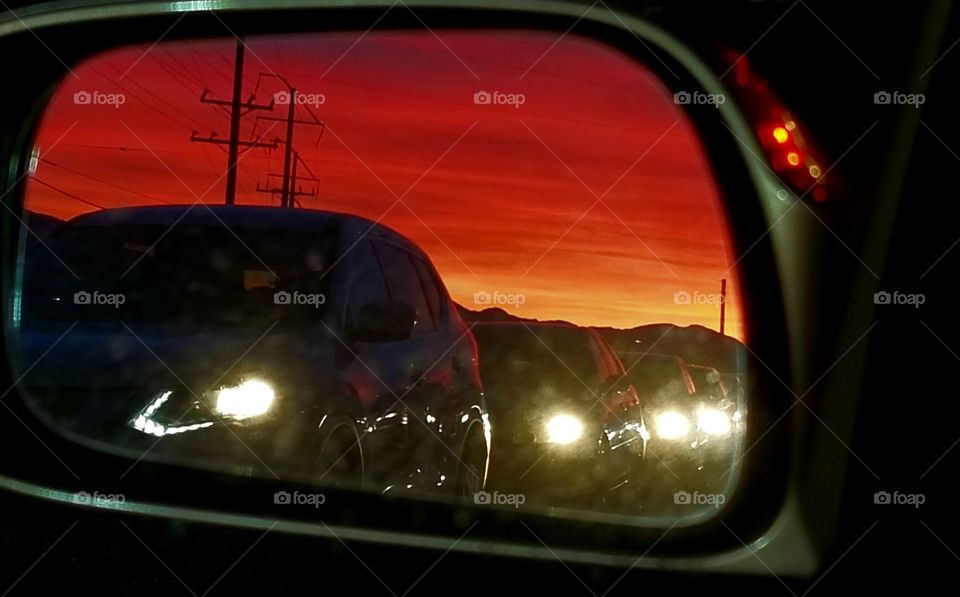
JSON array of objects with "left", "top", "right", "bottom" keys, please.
[{"left": 723, "top": 49, "right": 829, "bottom": 202}]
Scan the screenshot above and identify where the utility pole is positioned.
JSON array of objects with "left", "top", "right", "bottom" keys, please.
[
  {"left": 719, "top": 278, "right": 727, "bottom": 336},
  {"left": 256, "top": 151, "right": 319, "bottom": 207},
  {"left": 191, "top": 39, "right": 276, "bottom": 205},
  {"left": 225, "top": 40, "right": 245, "bottom": 205},
  {"left": 280, "top": 89, "right": 296, "bottom": 206},
  {"left": 255, "top": 73, "right": 324, "bottom": 207}
]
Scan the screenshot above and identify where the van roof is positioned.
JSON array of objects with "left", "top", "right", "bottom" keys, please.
[{"left": 63, "top": 204, "right": 417, "bottom": 249}]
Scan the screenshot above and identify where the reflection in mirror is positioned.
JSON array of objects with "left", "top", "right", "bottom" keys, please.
[{"left": 15, "top": 30, "right": 746, "bottom": 525}]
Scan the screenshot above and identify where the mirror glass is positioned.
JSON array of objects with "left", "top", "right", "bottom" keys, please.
[{"left": 15, "top": 30, "right": 747, "bottom": 524}]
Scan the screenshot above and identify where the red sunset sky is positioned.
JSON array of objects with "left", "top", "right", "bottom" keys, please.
[{"left": 24, "top": 30, "right": 744, "bottom": 340}]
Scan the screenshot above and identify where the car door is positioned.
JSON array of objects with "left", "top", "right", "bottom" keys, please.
[
  {"left": 338, "top": 238, "right": 415, "bottom": 486},
  {"left": 372, "top": 242, "right": 453, "bottom": 482}
]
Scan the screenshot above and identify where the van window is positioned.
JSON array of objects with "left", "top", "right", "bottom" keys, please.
[{"left": 375, "top": 243, "right": 437, "bottom": 335}]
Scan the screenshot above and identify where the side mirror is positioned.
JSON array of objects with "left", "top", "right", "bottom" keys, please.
[{"left": 349, "top": 301, "right": 416, "bottom": 343}]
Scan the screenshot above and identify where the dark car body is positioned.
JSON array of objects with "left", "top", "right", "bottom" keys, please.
[
  {"left": 619, "top": 351, "right": 697, "bottom": 411},
  {"left": 686, "top": 364, "right": 741, "bottom": 441},
  {"left": 16, "top": 205, "right": 489, "bottom": 497},
  {"left": 470, "top": 321, "right": 646, "bottom": 503},
  {"left": 623, "top": 353, "right": 743, "bottom": 481}
]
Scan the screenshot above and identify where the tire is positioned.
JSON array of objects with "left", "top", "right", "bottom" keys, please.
[
  {"left": 314, "top": 420, "right": 364, "bottom": 488},
  {"left": 454, "top": 423, "right": 487, "bottom": 500}
]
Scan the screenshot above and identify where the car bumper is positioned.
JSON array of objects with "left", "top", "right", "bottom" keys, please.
[{"left": 490, "top": 438, "right": 638, "bottom": 499}]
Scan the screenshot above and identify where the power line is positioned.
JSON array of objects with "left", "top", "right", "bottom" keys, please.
[
  {"left": 150, "top": 54, "right": 205, "bottom": 97},
  {"left": 165, "top": 48, "right": 211, "bottom": 89},
  {"left": 39, "top": 158, "right": 171, "bottom": 204},
  {"left": 87, "top": 66, "right": 203, "bottom": 134},
  {"left": 142, "top": 53, "right": 241, "bottom": 183},
  {"left": 99, "top": 63, "right": 210, "bottom": 132},
  {"left": 32, "top": 178, "right": 105, "bottom": 209}
]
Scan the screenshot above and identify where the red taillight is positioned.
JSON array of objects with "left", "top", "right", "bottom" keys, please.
[{"left": 723, "top": 49, "right": 830, "bottom": 202}]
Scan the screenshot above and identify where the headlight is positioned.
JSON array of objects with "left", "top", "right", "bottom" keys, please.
[
  {"left": 654, "top": 411, "right": 689, "bottom": 440},
  {"left": 696, "top": 407, "right": 731, "bottom": 436},
  {"left": 215, "top": 379, "right": 275, "bottom": 419},
  {"left": 544, "top": 414, "right": 584, "bottom": 444},
  {"left": 131, "top": 390, "right": 215, "bottom": 437}
]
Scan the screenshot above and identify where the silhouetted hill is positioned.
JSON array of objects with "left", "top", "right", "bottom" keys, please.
[{"left": 456, "top": 304, "right": 744, "bottom": 372}]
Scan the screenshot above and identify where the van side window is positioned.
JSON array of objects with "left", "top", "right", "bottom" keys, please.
[
  {"left": 412, "top": 257, "right": 444, "bottom": 326},
  {"left": 374, "top": 243, "right": 437, "bottom": 335},
  {"left": 345, "top": 240, "right": 390, "bottom": 332}
]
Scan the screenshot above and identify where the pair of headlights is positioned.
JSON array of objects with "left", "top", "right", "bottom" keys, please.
[{"left": 653, "top": 406, "right": 732, "bottom": 440}]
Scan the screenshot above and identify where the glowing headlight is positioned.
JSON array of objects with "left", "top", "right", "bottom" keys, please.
[
  {"left": 654, "top": 411, "right": 689, "bottom": 440},
  {"left": 215, "top": 379, "right": 275, "bottom": 419},
  {"left": 544, "top": 414, "right": 584, "bottom": 444},
  {"left": 696, "top": 407, "right": 731, "bottom": 436}
]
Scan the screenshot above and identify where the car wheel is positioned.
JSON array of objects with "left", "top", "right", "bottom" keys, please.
[
  {"left": 454, "top": 424, "right": 487, "bottom": 500},
  {"left": 315, "top": 421, "right": 363, "bottom": 487}
]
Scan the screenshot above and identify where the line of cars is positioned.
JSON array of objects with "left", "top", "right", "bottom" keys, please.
[
  {"left": 471, "top": 326, "right": 745, "bottom": 511},
  {"left": 17, "top": 205, "right": 742, "bottom": 511},
  {"left": 470, "top": 321, "right": 648, "bottom": 507},
  {"left": 620, "top": 351, "right": 745, "bottom": 496}
]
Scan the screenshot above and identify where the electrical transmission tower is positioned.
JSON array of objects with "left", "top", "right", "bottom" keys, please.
[
  {"left": 256, "top": 151, "right": 320, "bottom": 207},
  {"left": 253, "top": 73, "right": 325, "bottom": 208},
  {"left": 189, "top": 39, "right": 279, "bottom": 205}
]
